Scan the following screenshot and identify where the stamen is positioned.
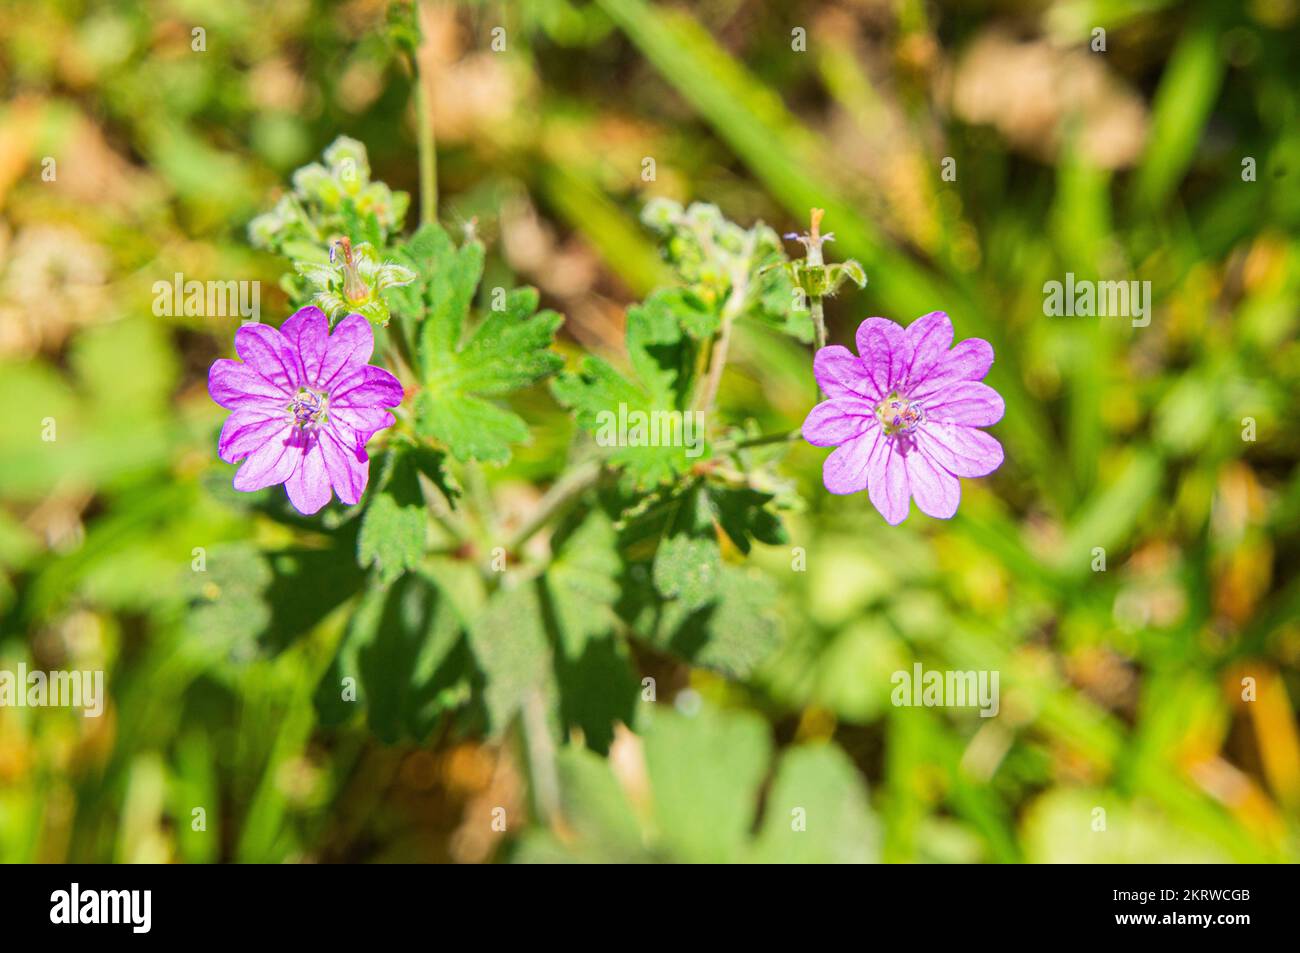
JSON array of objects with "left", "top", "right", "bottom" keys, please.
[
  {"left": 288, "top": 388, "right": 329, "bottom": 431},
  {"left": 876, "top": 392, "right": 923, "bottom": 436}
]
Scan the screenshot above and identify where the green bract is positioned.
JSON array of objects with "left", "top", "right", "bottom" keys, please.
[{"left": 294, "top": 240, "right": 416, "bottom": 326}]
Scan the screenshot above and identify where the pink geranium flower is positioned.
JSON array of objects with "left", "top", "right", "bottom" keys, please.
[
  {"left": 208, "top": 306, "right": 403, "bottom": 515},
  {"left": 802, "top": 311, "right": 1004, "bottom": 524}
]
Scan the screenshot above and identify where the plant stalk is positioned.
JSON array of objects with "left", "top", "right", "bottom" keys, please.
[
  {"left": 414, "top": 0, "right": 438, "bottom": 225},
  {"left": 506, "top": 459, "right": 603, "bottom": 553}
]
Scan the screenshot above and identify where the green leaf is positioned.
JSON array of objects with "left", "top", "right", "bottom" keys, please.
[
  {"left": 610, "top": 481, "right": 785, "bottom": 676},
  {"left": 1022, "top": 789, "right": 1230, "bottom": 863},
  {"left": 653, "top": 287, "right": 719, "bottom": 340},
  {"left": 751, "top": 744, "right": 880, "bottom": 863},
  {"left": 652, "top": 534, "right": 721, "bottom": 611},
  {"left": 1132, "top": 16, "right": 1225, "bottom": 210},
  {"left": 403, "top": 227, "right": 563, "bottom": 463},
  {"left": 705, "top": 484, "right": 789, "bottom": 555},
  {"left": 415, "top": 223, "right": 486, "bottom": 358},
  {"left": 467, "top": 581, "right": 558, "bottom": 738},
  {"left": 183, "top": 531, "right": 368, "bottom": 660},
  {"left": 549, "top": 512, "right": 640, "bottom": 751},
  {"left": 640, "top": 704, "right": 772, "bottom": 863},
  {"left": 356, "top": 448, "right": 428, "bottom": 584},
  {"left": 184, "top": 542, "right": 273, "bottom": 658},
  {"left": 469, "top": 511, "right": 638, "bottom": 752},
  {"left": 553, "top": 296, "right": 702, "bottom": 489},
  {"left": 315, "top": 567, "right": 472, "bottom": 742},
  {"left": 755, "top": 267, "right": 813, "bottom": 342},
  {"left": 513, "top": 745, "right": 650, "bottom": 863},
  {"left": 514, "top": 702, "right": 879, "bottom": 863},
  {"left": 654, "top": 563, "right": 783, "bottom": 678}
]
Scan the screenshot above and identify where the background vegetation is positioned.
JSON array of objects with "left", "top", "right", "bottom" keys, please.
[{"left": 1, "top": 0, "right": 1299, "bottom": 863}]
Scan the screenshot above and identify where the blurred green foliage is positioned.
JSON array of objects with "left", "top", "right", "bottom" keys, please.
[{"left": 1, "top": 0, "right": 1299, "bottom": 864}]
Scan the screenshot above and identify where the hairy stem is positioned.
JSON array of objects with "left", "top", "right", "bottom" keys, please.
[
  {"left": 715, "top": 428, "right": 802, "bottom": 454},
  {"left": 694, "top": 232, "right": 757, "bottom": 418},
  {"left": 809, "top": 295, "right": 827, "bottom": 402},
  {"left": 806, "top": 208, "right": 827, "bottom": 400},
  {"left": 414, "top": 0, "right": 438, "bottom": 225},
  {"left": 506, "top": 458, "right": 603, "bottom": 553}
]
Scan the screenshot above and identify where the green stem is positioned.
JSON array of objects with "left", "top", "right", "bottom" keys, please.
[
  {"left": 506, "top": 459, "right": 603, "bottom": 553},
  {"left": 804, "top": 208, "right": 828, "bottom": 400},
  {"left": 694, "top": 232, "right": 756, "bottom": 417},
  {"left": 414, "top": 0, "right": 437, "bottom": 225},
  {"left": 809, "top": 295, "right": 826, "bottom": 401},
  {"left": 715, "top": 428, "right": 802, "bottom": 454}
]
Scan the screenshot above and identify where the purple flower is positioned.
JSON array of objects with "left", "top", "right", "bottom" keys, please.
[
  {"left": 208, "top": 306, "right": 403, "bottom": 515},
  {"left": 802, "top": 311, "right": 1004, "bottom": 524}
]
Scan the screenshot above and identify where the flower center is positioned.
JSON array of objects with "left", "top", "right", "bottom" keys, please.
[
  {"left": 289, "top": 387, "right": 329, "bottom": 430},
  {"left": 876, "top": 392, "right": 923, "bottom": 435}
]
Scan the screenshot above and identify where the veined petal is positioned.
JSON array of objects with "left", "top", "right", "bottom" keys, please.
[
  {"left": 317, "top": 313, "right": 376, "bottom": 392},
  {"left": 319, "top": 424, "right": 370, "bottom": 505},
  {"left": 802, "top": 398, "right": 877, "bottom": 447},
  {"left": 902, "top": 311, "right": 953, "bottom": 391},
  {"left": 921, "top": 422, "right": 1004, "bottom": 478},
  {"left": 924, "top": 381, "right": 1005, "bottom": 427},
  {"left": 813, "top": 345, "right": 877, "bottom": 401},
  {"left": 284, "top": 438, "right": 332, "bottom": 515},
  {"left": 330, "top": 364, "right": 404, "bottom": 410},
  {"left": 279, "top": 306, "right": 330, "bottom": 388},
  {"left": 235, "top": 323, "right": 302, "bottom": 393},
  {"left": 218, "top": 411, "right": 291, "bottom": 464},
  {"left": 908, "top": 338, "right": 994, "bottom": 402},
  {"left": 855, "top": 318, "right": 910, "bottom": 398},
  {"left": 823, "top": 427, "right": 881, "bottom": 495},
  {"left": 866, "top": 434, "right": 910, "bottom": 525},
  {"left": 904, "top": 442, "right": 960, "bottom": 519},
  {"left": 209, "top": 359, "right": 293, "bottom": 409},
  {"left": 232, "top": 430, "right": 300, "bottom": 491},
  {"left": 330, "top": 404, "right": 395, "bottom": 440}
]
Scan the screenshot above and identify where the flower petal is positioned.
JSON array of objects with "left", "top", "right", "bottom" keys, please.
[
  {"left": 283, "top": 438, "right": 333, "bottom": 515},
  {"left": 908, "top": 338, "right": 995, "bottom": 402},
  {"left": 855, "top": 318, "right": 910, "bottom": 397},
  {"left": 218, "top": 411, "right": 291, "bottom": 464},
  {"left": 802, "top": 398, "right": 877, "bottom": 447},
  {"left": 813, "top": 345, "right": 877, "bottom": 401},
  {"left": 902, "top": 311, "right": 953, "bottom": 391},
  {"left": 330, "top": 364, "right": 404, "bottom": 410},
  {"left": 923, "top": 381, "right": 1005, "bottom": 427},
  {"left": 232, "top": 429, "right": 300, "bottom": 492},
  {"left": 319, "top": 424, "right": 369, "bottom": 506},
  {"left": 921, "top": 422, "right": 1004, "bottom": 478},
  {"left": 235, "top": 323, "right": 302, "bottom": 393},
  {"left": 904, "top": 442, "right": 960, "bottom": 519},
  {"left": 330, "top": 404, "right": 395, "bottom": 439},
  {"left": 209, "top": 359, "right": 292, "bottom": 410},
  {"left": 866, "top": 434, "right": 910, "bottom": 525},
  {"left": 279, "top": 306, "right": 330, "bottom": 388},
  {"left": 823, "top": 427, "right": 880, "bottom": 495},
  {"left": 318, "top": 313, "right": 376, "bottom": 392}
]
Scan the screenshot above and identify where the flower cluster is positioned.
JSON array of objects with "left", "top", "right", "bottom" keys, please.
[{"left": 247, "top": 136, "right": 409, "bottom": 256}]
